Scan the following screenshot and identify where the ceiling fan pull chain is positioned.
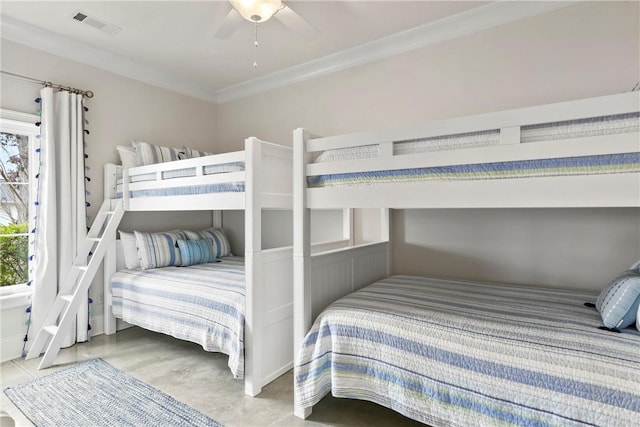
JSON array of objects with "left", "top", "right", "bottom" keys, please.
[{"left": 253, "top": 23, "right": 259, "bottom": 68}]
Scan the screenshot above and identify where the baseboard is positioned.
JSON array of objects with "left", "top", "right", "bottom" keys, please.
[
  {"left": 90, "top": 314, "right": 104, "bottom": 337},
  {"left": 1, "top": 314, "right": 124, "bottom": 362},
  {"left": 89, "top": 314, "right": 132, "bottom": 337},
  {"left": 262, "top": 362, "right": 293, "bottom": 387},
  {"left": 116, "top": 319, "right": 133, "bottom": 331}
]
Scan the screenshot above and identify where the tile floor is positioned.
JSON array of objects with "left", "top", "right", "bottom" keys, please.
[{"left": 1, "top": 327, "right": 425, "bottom": 426}]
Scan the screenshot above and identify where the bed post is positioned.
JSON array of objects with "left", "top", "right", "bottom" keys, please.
[
  {"left": 103, "top": 211, "right": 117, "bottom": 335},
  {"left": 244, "top": 137, "right": 263, "bottom": 397},
  {"left": 381, "top": 208, "right": 391, "bottom": 275},
  {"left": 103, "top": 165, "right": 119, "bottom": 335},
  {"left": 212, "top": 211, "right": 222, "bottom": 228},
  {"left": 122, "top": 167, "right": 130, "bottom": 211},
  {"left": 293, "top": 128, "right": 313, "bottom": 419},
  {"left": 344, "top": 208, "right": 354, "bottom": 246}
]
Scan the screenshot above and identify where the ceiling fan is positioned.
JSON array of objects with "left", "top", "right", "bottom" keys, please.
[{"left": 215, "top": 0, "right": 319, "bottom": 40}]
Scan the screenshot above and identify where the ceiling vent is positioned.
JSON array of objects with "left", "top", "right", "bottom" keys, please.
[{"left": 71, "top": 11, "right": 121, "bottom": 35}]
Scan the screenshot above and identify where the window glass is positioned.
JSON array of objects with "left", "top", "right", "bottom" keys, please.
[{"left": 1, "top": 115, "right": 37, "bottom": 289}]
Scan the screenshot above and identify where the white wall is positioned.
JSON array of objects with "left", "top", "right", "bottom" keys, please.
[
  {"left": 215, "top": 1, "right": 640, "bottom": 291},
  {"left": 0, "top": 39, "right": 219, "bottom": 359},
  {"left": 392, "top": 208, "right": 639, "bottom": 291},
  {"left": 217, "top": 3, "right": 638, "bottom": 149},
  {"left": 1, "top": 39, "right": 219, "bottom": 212},
  {"left": 223, "top": 209, "right": 347, "bottom": 254}
]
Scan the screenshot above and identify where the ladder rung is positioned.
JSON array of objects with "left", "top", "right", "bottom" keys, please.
[
  {"left": 87, "top": 237, "right": 101, "bottom": 242},
  {"left": 59, "top": 294, "right": 74, "bottom": 303},
  {"left": 43, "top": 325, "right": 59, "bottom": 335},
  {"left": 74, "top": 265, "right": 88, "bottom": 271}
]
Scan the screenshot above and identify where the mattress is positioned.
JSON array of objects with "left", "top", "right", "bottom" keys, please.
[
  {"left": 308, "top": 153, "right": 640, "bottom": 187},
  {"left": 111, "top": 256, "right": 246, "bottom": 378},
  {"left": 115, "top": 161, "right": 245, "bottom": 198},
  {"left": 309, "top": 113, "right": 640, "bottom": 188},
  {"left": 295, "top": 275, "right": 640, "bottom": 426}
]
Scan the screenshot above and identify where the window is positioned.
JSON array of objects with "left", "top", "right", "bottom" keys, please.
[{"left": 0, "top": 110, "right": 38, "bottom": 294}]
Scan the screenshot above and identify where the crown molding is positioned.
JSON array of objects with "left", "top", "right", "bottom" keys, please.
[
  {"left": 216, "top": 1, "right": 572, "bottom": 103},
  {"left": 1, "top": 2, "right": 572, "bottom": 105},
  {"left": 0, "top": 15, "right": 219, "bottom": 104}
]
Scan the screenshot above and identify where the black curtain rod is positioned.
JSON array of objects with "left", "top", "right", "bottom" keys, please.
[{"left": 1, "top": 70, "right": 94, "bottom": 98}]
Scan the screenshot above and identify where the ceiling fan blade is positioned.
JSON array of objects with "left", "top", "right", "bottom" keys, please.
[
  {"left": 215, "top": 9, "right": 243, "bottom": 39},
  {"left": 274, "top": 4, "right": 319, "bottom": 41}
]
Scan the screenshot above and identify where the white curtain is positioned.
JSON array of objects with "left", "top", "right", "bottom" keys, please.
[{"left": 30, "top": 87, "right": 88, "bottom": 348}]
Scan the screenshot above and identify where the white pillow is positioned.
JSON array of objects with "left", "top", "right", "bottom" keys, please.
[
  {"left": 118, "top": 231, "right": 140, "bottom": 270},
  {"left": 116, "top": 145, "right": 138, "bottom": 169}
]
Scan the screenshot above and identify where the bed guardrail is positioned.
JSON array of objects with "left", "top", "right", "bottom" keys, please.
[{"left": 296, "top": 92, "right": 640, "bottom": 209}]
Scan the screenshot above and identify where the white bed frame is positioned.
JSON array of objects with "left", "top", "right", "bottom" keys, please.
[
  {"left": 103, "top": 137, "right": 294, "bottom": 397},
  {"left": 292, "top": 92, "right": 640, "bottom": 418}
]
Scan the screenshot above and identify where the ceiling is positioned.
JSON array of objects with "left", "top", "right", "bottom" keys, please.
[{"left": 0, "top": 1, "right": 570, "bottom": 103}]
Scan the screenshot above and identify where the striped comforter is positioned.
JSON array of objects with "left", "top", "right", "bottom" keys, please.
[
  {"left": 295, "top": 276, "right": 640, "bottom": 426},
  {"left": 115, "top": 182, "right": 245, "bottom": 199},
  {"left": 111, "top": 257, "right": 245, "bottom": 378}
]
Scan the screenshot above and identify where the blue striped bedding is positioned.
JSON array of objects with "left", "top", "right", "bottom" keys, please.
[
  {"left": 115, "top": 183, "right": 245, "bottom": 199},
  {"left": 295, "top": 275, "right": 640, "bottom": 426},
  {"left": 308, "top": 153, "right": 640, "bottom": 188},
  {"left": 111, "top": 257, "right": 246, "bottom": 378}
]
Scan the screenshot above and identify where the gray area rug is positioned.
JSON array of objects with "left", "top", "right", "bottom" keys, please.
[{"left": 4, "top": 358, "right": 222, "bottom": 427}]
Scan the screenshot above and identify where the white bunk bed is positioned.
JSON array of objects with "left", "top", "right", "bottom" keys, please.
[
  {"left": 292, "top": 92, "right": 640, "bottom": 424},
  {"left": 103, "top": 137, "right": 293, "bottom": 397}
]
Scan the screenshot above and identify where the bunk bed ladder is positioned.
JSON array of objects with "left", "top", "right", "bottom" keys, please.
[{"left": 25, "top": 199, "right": 125, "bottom": 369}]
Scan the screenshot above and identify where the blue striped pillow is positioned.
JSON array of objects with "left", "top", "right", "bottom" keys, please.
[
  {"left": 176, "top": 239, "right": 215, "bottom": 266},
  {"left": 596, "top": 270, "right": 640, "bottom": 329},
  {"left": 133, "top": 141, "right": 186, "bottom": 165},
  {"left": 183, "top": 228, "right": 232, "bottom": 258},
  {"left": 134, "top": 230, "right": 186, "bottom": 270}
]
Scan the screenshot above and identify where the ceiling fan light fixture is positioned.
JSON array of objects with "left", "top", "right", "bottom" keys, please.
[{"left": 230, "top": 0, "right": 283, "bottom": 23}]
